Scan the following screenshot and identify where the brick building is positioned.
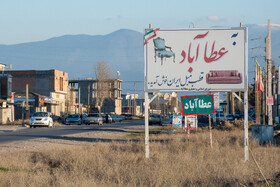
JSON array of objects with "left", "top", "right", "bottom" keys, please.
[{"left": 5, "top": 69, "right": 68, "bottom": 117}]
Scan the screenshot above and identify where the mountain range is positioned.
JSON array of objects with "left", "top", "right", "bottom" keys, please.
[{"left": 0, "top": 24, "right": 280, "bottom": 92}]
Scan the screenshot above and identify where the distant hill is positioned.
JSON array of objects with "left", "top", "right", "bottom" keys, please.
[
  {"left": 0, "top": 25, "right": 279, "bottom": 93},
  {"left": 0, "top": 29, "right": 144, "bottom": 82}
]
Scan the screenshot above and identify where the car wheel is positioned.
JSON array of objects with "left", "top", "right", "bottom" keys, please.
[{"left": 48, "top": 121, "right": 53, "bottom": 128}]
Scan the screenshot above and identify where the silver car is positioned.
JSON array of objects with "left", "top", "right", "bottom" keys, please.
[
  {"left": 30, "top": 112, "right": 53, "bottom": 128},
  {"left": 149, "top": 114, "right": 162, "bottom": 125},
  {"left": 111, "top": 114, "right": 123, "bottom": 122},
  {"left": 85, "top": 113, "right": 103, "bottom": 125},
  {"left": 65, "top": 114, "right": 82, "bottom": 125}
]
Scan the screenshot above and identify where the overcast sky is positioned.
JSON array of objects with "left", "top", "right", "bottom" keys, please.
[{"left": 0, "top": 0, "right": 279, "bottom": 44}]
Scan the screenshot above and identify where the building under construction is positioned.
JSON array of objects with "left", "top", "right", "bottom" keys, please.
[{"left": 69, "top": 78, "right": 122, "bottom": 114}]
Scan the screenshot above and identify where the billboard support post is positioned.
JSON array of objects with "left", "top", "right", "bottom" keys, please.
[
  {"left": 144, "top": 92, "right": 159, "bottom": 158},
  {"left": 208, "top": 114, "right": 213, "bottom": 149},
  {"left": 144, "top": 92, "right": 149, "bottom": 158},
  {"left": 244, "top": 91, "right": 249, "bottom": 161}
]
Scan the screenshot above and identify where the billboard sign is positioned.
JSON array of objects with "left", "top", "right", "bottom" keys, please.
[
  {"left": 267, "top": 96, "right": 273, "bottom": 105},
  {"left": 181, "top": 94, "right": 214, "bottom": 115},
  {"left": 172, "top": 114, "right": 182, "bottom": 128},
  {"left": 212, "top": 92, "right": 220, "bottom": 109},
  {"left": 144, "top": 27, "right": 248, "bottom": 92},
  {"left": 185, "top": 115, "right": 198, "bottom": 130}
]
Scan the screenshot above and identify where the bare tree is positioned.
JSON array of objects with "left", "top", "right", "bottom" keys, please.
[{"left": 94, "top": 61, "right": 115, "bottom": 113}]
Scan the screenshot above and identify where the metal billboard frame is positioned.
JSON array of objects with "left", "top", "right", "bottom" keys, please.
[{"left": 144, "top": 26, "right": 249, "bottom": 161}]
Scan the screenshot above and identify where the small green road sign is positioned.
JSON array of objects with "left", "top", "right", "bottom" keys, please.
[{"left": 181, "top": 94, "right": 215, "bottom": 116}]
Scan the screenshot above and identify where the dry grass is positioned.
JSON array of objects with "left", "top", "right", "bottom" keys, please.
[{"left": 0, "top": 127, "right": 279, "bottom": 186}]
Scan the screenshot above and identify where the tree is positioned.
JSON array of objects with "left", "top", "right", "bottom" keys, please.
[{"left": 94, "top": 61, "right": 115, "bottom": 113}]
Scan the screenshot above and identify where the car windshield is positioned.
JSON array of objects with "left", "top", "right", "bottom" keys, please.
[
  {"left": 33, "top": 112, "right": 48, "bottom": 117},
  {"left": 68, "top": 114, "right": 80, "bottom": 118},
  {"left": 88, "top": 113, "right": 99, "bottom": 117},
  {"left": 150, "top": 114, "right": 160, "bottom": 118}
]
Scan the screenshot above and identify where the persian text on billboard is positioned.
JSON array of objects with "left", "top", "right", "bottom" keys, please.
[{"left": 144, "top": 27, "right": 248, "bottom": 92}]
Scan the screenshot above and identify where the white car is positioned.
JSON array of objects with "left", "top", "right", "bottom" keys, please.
[
  {"left": 30, "top": 112, "right": 53, "bottom": 128},
  {"left": 85, "top": 113, "right": 103, "bottom": 125}
]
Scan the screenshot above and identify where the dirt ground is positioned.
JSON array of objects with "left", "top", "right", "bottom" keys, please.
[
  {"left": 1, "top": 120, "right": 279, "bottom": 153},
  {"left": 0, "top": 124, "right": 139, "bottom": 153}
]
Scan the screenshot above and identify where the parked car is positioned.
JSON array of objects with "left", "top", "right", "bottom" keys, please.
[
  {"left": 123, "top": 114, "right": 133, "bottom": 120},
  {"left": 85, "top": 113, "right": 103, "bottom": 125},
  {"left": 197, "top": 115, "right": 209, "bottom": 123},
  {"left": 225, "top": 114, "right": 235, "bottom": 121},
  {"left": 30, "top": 112, "right": 53, "bottom": 128},
  {"left": 53, "top": 114, "right": 67, "bottom": 124},
  {"left": 65, "top": 114, "right": 82, "bottom": 125},
  {"left": 102, "top": 114, "right": 112, "bottom": 123},
  {"left": 149, "top": 114, "right": 162, "bottom": 125},
  {"left": 111, "top": 114, "right": 123, "bottom": 122},
  {"left": 213, "top": 113, "right": 225, "bottom": 121},
  {"left": 81, "top": 113, "right": 87, "bottom": 124},
  {"left": 120, "top": 115, "right": 126, "bottom": 120}
]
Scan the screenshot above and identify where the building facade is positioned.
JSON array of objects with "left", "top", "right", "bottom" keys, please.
[
  {"left": 69, "top": 78, "right": 122, "bottom": 114},
  {"left": 5, "top": 69, "right": 68, "bottom": 117}
]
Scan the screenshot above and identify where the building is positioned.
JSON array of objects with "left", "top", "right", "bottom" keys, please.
[
  {"left": 121, "top": 93, "right": 144, "bottom": 115},
  {"left": 0, "top": 63, "right": 14, "bottom": 124},
  {"left": 0, "top": 63, "right": 6, "bottom": 72},
  {"left": 5, "top": 69, "right": 68, "bottom": 117},
  {"left": 69, "top": 78, "right": 122, "bottom": 114}
]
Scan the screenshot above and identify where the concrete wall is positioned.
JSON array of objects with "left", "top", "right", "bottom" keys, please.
[
  {"left": 50, "top": 92, "right": 67, "bottom": 116},
  {"left": 79, "top": 81, "right": 94, "bottom": 105},
  {"left": 35, "top": 71, "right": 51, "bottom": 96},
  {"left": 0, "top": 107, "right": 13, "bottom": 124}
]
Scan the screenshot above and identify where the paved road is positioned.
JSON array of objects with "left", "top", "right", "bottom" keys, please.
[{"left": 0, "top": 119, "right": 170, "bottom": 144}]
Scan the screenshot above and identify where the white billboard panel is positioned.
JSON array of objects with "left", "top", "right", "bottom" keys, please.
[{"left": 144, "top": 27, "right": 248, "bottom": 92}]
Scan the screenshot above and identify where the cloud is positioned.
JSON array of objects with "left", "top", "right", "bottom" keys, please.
[
  {"left": 207, "top": 15, "right": 220, "bottom": 22},
  {"left": 257, "top": 23, "right": 280, "bottom": 30}
]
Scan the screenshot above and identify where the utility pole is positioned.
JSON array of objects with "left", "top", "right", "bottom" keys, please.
[
  {"left": 88, "top": 84, "right": 90, "bottom": 113},
  {"left": 278, "top": 66, "right": 280, "bottom": 120},
  {"left": 134, "top": 82, "right": 136, "bottom": 115},
  {"left": 266, "top": 19, "right": 273, "bottom": 125},
  {"left": 263, "top": 67, "right": 266, "bottom": 124},
  {"left": 255, "top": 59, "right": 261, "bottom": 124},
  {"left": 78, "top": 86, "right": 81, "bottom": 114},
  {"left": 226, "top": 92, "right": 229, "bottom": 114},
  {"left": 231, "top": 92, "right": 235, "bottom": 115},
  {"left": 26, "top": 84, "right": 29, "bottom": 119}
]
